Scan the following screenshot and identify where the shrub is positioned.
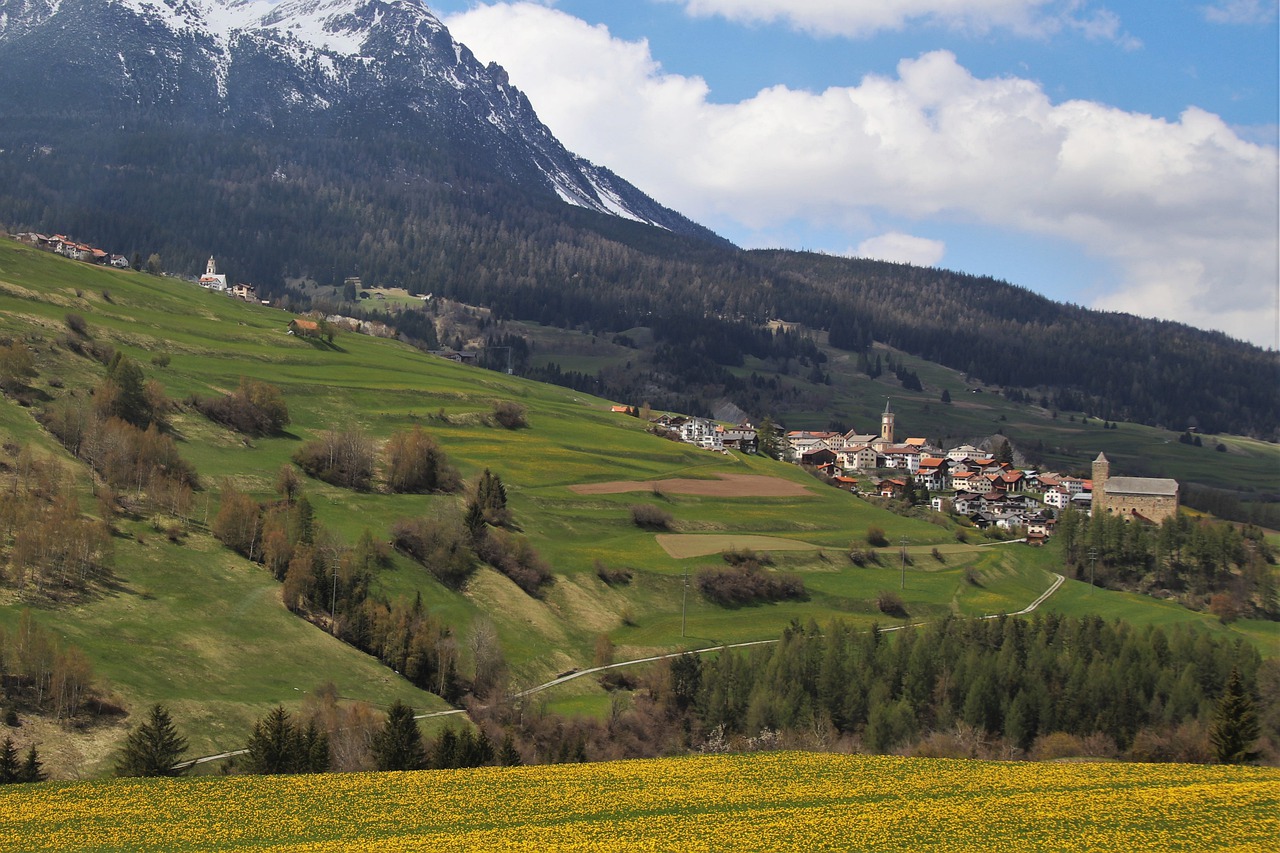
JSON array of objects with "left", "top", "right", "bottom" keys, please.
[
  {"left": 722, "top": 548, "right": 772, "bottom": 567},
  {"left": 1030, "top": 731, "right": 1118, "bottom": 761},
  {"left": 390, "top": 515, "right": 474, "bottom": 587},
  {"left": 595, "top": 560, "right": 633, "bottom": 586},
  {"left": 64, "top": 313, "right": 89, "bottom": 337},
  {"left": 848, "top": 547, "right": 879, "bottom": 567},
  {"left": 697, "top": 563, "right": 805, "bottom": 606},
  {"left": 384, "top": 426, "right": 460, "bottom": 494},
  {"left": 475, "top": 528, "right": 552, "bottom": 596},
  {"left": 630, "top": 503, "right": 673, "bottom": 530},
  {"left": 1208, "top": 592, "right": 1243, "bottom": 624},
  {"left": 932, "top": 547, "right": 945, "bottom": 563},
  {"left": 0, "top": 341, "right": 36, "bottom": 392},
  {"left": 598, "top": 671, "right": 638, "bottom": 691},
  {"left": 294, "top": 429, "right": 374, "bottom": 490},
  {"left": 196, "top": 377, "right": 290, "bottom": 436},
  {"left": 491, "top": 401, "right": 528, "bottom": 429},
  {"left": 865, "top": 525, "right": 889, "bottom": 548},
  {"left": 875, "top": 590, "right": 908, "bottom": 618}
]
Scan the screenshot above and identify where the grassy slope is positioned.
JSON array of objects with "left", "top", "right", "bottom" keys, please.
[{"left": 0, "top": 240, "right": 1273, "bottom": 774}]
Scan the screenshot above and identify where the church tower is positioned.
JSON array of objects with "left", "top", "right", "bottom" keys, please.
[
  {"left": 1092, "top": 452, "right": 1110, "bottom": 513},
  {"left": 880, "top": 399, "right": 895, "bottom": 444},
  {"left": 206, "top": 256, "right": 217, "bottom": 276}
]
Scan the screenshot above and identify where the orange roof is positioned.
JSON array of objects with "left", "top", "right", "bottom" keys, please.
[
  {"left": 904, "top": 437, "right": 928, "bottom": 447},
  {"left": 291, "top": 319, "right": 319, "bottom": 331}
]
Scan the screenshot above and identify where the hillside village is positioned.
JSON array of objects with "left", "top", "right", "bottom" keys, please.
[{"left": 649, "top": 402, "right": 1180, "bottom": 542}]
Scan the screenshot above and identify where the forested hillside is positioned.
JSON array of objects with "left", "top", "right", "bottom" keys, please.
[
  {"left": 0, "top": 0, "right": 1275, "bottom": 443},
  {"left": 755, "top": 251, "right": 1279, "bottom": 439}
]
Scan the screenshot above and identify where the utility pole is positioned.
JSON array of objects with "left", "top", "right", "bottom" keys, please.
[
  {"left": 1088, "top": 547, "right": 1098, "bottom": 592},
  {"left": 900, "top": 536, "right": 909, "bottom": 589},
  {"left": 682, "top": 566, "right": 688, "bottom": 638},
  {"left": 331, "top": 562, "right": 339, "bottom": 629},
  {"left": 482, "top": 345, "right": 513, "bottom": 374}
]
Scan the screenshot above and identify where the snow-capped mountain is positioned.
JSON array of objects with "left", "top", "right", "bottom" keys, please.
[{"left": 0, "top": 0, "right": 706, "bottom": 234}]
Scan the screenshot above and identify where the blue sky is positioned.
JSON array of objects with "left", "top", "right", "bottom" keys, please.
[{"left": 428, "top": 1, "right": 1278, "bottom": 346}]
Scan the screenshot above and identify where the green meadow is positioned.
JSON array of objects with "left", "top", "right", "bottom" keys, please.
[{"left": 0, "top": 239, "right": 1273, "bottom": 773}]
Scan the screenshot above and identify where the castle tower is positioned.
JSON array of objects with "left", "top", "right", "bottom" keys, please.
[
  {"left": 206, "top": 256, "right": 217, "bottom": 276},
  {"left": 881, "top": 399, "right": 895, "bottom": 444},
  {"left": 1092, "top": 452, "right": 1110, "bottom": 513}
]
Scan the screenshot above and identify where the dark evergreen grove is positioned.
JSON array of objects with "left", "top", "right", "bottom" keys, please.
[
  {"left": 657, "top": 614, "right": 1264, "bottom": 758},
  {"left": 1054, "top": 509, "right": 1277, "bottom": 618},
  {"left": 243, "top": 705, "right": 330, "bottom": 775},
  {"left": 462, "top": 613, "right": 1272, "bottom": 767}
]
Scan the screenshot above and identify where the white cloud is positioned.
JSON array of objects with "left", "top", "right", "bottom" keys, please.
[
  {"left": 446, "top": 3, "right": 1279, "bottom": 346},
  {"left": 855, "top": 233, "right": 947, "bottom": 267},
  {"left": 1201, "top": 0, "right": 1279, "bottom": 25},
  {"left": 662, "top": 0, "right": 1137, "bottom": 42}
]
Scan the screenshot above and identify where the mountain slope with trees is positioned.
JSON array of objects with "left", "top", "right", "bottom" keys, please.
[{"left": 0, "top": 0, "right": 1274, "bottom": 446}]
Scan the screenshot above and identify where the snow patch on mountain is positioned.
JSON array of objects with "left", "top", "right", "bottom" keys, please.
[{"left": 0, "top": 0, "right": 709, "bottom": 236}]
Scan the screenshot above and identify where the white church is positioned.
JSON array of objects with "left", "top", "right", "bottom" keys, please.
[{"left": 199, "top": 256, "right": 228, "bottom": 291}]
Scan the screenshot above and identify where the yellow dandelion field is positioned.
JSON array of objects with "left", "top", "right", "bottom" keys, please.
[{"left": 2, "top": 752, "right": 1277, "bottom": 852}]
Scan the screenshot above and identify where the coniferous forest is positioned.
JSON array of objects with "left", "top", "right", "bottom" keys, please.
[
  {"left": 1, "top": 117, "right": 1276, "bottom": 440},
  {"left": 468, "top": 614, "right": 1275, "bottom": 767}
]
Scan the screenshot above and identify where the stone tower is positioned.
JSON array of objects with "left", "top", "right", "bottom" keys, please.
[
  {"left": 1092, "top": 452, "right": 1110, "bottom": 513},
  {"left": 206, "top": 256, "right": 217, "bottom": 276},
  {"left": 881, "top": 399, "right": 895, "bottom": 444}
]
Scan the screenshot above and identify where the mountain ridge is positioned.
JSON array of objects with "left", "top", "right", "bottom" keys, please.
[{"left": 0, "top": 0, "right": 714, "bottom": 237}]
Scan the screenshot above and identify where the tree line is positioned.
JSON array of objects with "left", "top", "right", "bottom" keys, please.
[
  {"left": 540, "top": 614, "right": 1270, "bottom": 766},
  {"left": 1055, "top": 508, "right": 1277, "bottom": 619}
]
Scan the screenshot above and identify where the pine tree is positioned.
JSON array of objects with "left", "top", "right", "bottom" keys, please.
[
  {"left": 372, "top": 700, "right": 426, "bottom": 771},
  {"left": 994, "top": 438, "right": 1014, "bottom": 465},
  {"left": 1211, "top": 666, "right": 1260, "bottom": 764},
  {"left": 0, "top": 737, "right": 19, "bottom": 783},
  {"left": 499, "top": 734, "right": 522, "bottom": 766},
  {"left": 116, "top": 704, "right": 189, "bottom": 777},
  {"left": 20, "top": 744, "right": 45, "bottom": 783},
  {"left": 300, "top": 719, "right": 331, "bottom": 774},
  {"left": 756, "top": 416, "right": 781, "bottom": 460},
  {"left": 245, "top": 706, "right": 300, "bottom": 774}
]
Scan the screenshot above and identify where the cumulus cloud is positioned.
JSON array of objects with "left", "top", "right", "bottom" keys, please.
[
  {"left": 1201, "top": 0, "right": 1279, "bottom": 24},
  {"left": 855, "top": 233, "right": 947, "bottom": 267},
  {"left": 663, "top": 0, "right": 1137, "bottom": 42},
  {"left": 446, "top": 3, "right": 1279, "bottom": 346}
]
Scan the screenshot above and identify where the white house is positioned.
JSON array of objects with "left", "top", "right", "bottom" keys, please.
[{"left": 679, "top": 417, "right": 724, "bottom": 451}]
